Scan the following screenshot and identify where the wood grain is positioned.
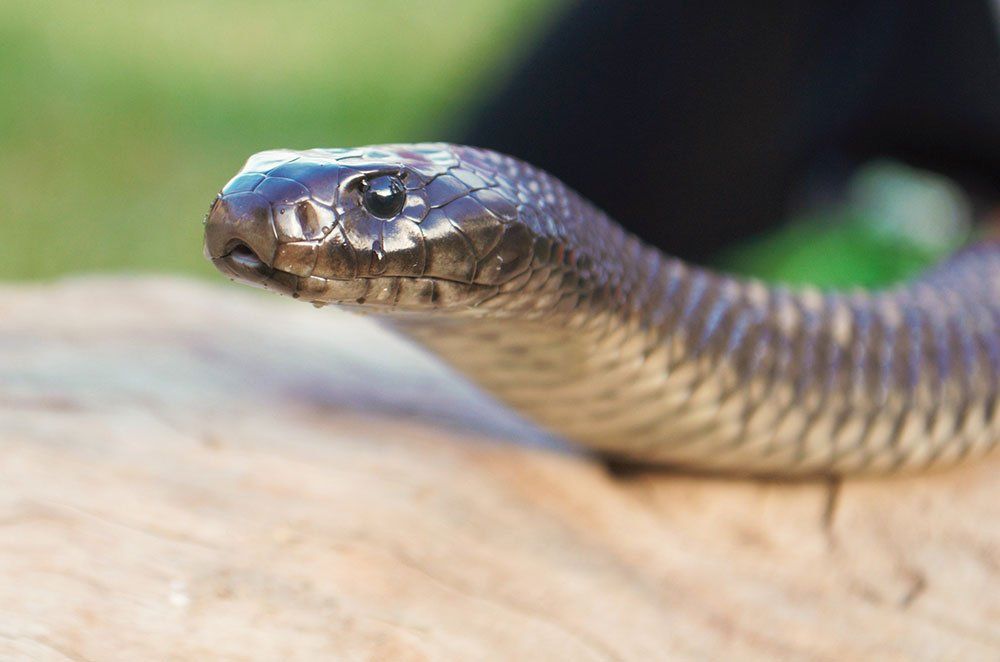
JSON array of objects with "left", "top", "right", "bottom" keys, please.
[{"left": 0, "top": 277, "right": 997, "bottom": 661}]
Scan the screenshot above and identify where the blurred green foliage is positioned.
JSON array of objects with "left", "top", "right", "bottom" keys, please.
[
  {"left": 713, "top": 212, "right": 943, "bottom": 288},
  {"left": 714, "top": 162, "right": 969, "bottom": 287},
  {"left": 1, "top": 1, "right": 953, "bottom": 286},
  {"left": 0, "top": 0, "right": 562, "bottom": 280}
]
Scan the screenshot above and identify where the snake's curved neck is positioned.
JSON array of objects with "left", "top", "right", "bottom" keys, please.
[{"left": 392, "top": 229, "right": 1000, "bottom": 475}]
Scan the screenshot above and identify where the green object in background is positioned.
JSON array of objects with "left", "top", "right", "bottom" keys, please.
[
  {"left": 714, "top": 161, "right": 973, "bottom": 288},
  {"left": 0, "top": 0, "right": 563, "bottom": 281},
  {"left": 714, "top": 213, "right": 936, "bottom": 288}
]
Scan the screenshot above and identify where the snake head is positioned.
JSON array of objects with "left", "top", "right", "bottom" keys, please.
[{"left": 204, "top": 143, "right": 541, "bottom": 312}]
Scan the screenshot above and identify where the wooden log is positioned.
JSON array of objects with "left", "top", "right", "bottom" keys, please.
[{"left": 0, "top": 277, "right": 997, "bottom": 660}]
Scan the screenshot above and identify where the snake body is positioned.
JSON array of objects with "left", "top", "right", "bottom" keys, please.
[{"left": 204, "top": 144, "right": 1000, "bottom": 476}]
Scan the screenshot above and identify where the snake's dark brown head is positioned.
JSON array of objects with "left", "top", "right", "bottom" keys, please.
[{"left": 204, "top": 143, "right": 539, "bottom": 312}]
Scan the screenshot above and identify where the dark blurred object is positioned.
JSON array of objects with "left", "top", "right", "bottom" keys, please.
[{"left": 461, "top": 0, "right": 1000, "bottom": 261}]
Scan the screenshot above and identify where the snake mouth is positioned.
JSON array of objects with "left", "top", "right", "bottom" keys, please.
[
  {"left": 226, "top": 241, "right": 267, "bottom": 272},
  {"left": 212, "top": 240, "right": 300, "bottom": 297},
  {"left": 213, "top": 240, "right": 497, "bottom": 312},
  {"left": 221, "top": 241, "right": 273, "bottom": 279}
]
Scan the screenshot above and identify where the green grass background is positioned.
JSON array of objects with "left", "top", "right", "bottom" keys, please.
[{"left": 0, "top": 0, "right": 563, "bottom": 280}]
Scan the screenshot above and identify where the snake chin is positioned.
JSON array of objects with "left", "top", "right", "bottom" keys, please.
[{"left": 292, "top": 273, "right": 499, "bottom": 313}]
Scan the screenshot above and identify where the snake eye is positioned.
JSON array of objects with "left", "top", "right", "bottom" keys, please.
[{"left": 361, "top": 175, "right": 406, "bottom": 219}]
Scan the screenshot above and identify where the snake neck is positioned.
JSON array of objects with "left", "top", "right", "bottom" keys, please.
[{"left": 389, "top": 232, "right": 1000, "bottom": 475}]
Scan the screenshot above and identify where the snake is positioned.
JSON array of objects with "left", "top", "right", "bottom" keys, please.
[{"left": 204, "top": 143, "right": 1000, "bottom": 476}]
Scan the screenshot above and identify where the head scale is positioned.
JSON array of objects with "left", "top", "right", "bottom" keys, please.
[{"left": 204, "top": 143, "right": 537, "bottom": 312}]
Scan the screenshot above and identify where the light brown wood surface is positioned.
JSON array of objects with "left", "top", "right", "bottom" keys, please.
[{"left": 0, "top": 277, "right": 997, "bottom": 661}]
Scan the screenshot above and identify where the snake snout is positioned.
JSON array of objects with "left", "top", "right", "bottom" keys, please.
[
  {"left": 205, "top": 193, "right": 277, "bottom": 260},
  {"left": 204, "top": 192, "right": 291, "bottom": 291}
]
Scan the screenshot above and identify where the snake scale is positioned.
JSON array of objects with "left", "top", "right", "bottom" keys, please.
[{"left": 204, "top": 144, "right": 1000, "bottom": 476}]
